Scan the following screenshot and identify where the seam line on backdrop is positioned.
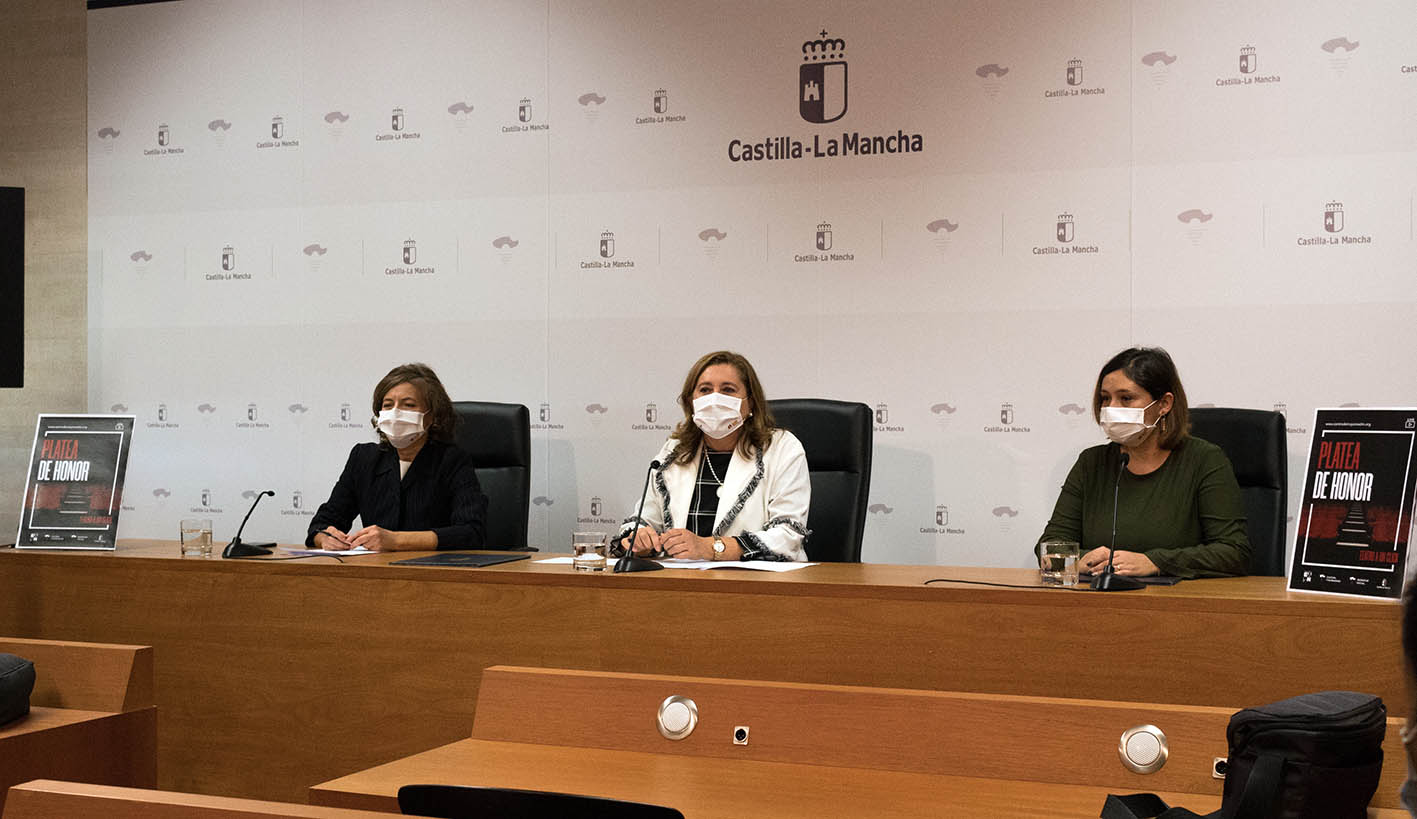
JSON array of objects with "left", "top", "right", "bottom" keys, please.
[{"left": 544, "top": 0, "right": 552, "bottom": 548}]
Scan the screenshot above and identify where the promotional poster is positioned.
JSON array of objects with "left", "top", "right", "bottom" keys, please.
[
  {"left": 1289, "top": 408, "right": 1417, "bottom": 600},
  {"left": 16, "top": 414, "right": 136, "bottom": 549}
]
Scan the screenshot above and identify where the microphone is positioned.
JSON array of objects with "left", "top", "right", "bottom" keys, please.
[
  {"left": 1091, "top": 451, "right": 1144, "bottom": 591},
  {"left": 614, "top": 460, "right": 664, "bottom": 573},
  {"left": 223, "top": 490, "right": 276, "bottom": 558}
]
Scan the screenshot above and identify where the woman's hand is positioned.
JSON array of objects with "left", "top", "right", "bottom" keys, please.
[
  {"left": 1080, "top": 547, "right": 1159, "bottom": 577},
  {"left": 660, "top": 529, "right": 714, "bottom": 560},
  {"left": 624, "top": 527, "right": 662, "bottom": 556},
  {"left": 348, "top": 525, "right": 400, "bottom": 552},
  {"left": 314, "top": 526, "right": 353, "bottom": 550}
]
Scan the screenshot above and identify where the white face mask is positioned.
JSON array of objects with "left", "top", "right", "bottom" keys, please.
[
  {"left": 377, "top": 408, "right": 426, "bottom": 449},
  {"left": 1099, "top": 399, "right": 1159, "bottom": 446},
  {"left": 692, "top": 392, "right": 745, "bottom": 440}
]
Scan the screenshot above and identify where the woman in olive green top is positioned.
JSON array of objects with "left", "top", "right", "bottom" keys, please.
[{"left": 1039, "top": 347, "right": 1251, "bottom": 578}]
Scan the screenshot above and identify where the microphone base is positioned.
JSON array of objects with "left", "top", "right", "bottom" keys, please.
[
  {"left": 222, "top": 540, "right": 274, "bottom": 558},
  {"left": 613, "top": 555, "right": 664, "bottom": 573},
  {"left": 1090, "top": 571, "right": 1146, "bottom": 591}
]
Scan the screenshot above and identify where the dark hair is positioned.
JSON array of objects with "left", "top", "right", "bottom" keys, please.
[
  {"left": 668, "top": 351, "right": 777, "bottom": 464},
  {"left": 370, "top": 363, "right": 456, "bottom": 446},
  {"left": 1091, "top": 347, "right": 1190, "bottom": 449}
]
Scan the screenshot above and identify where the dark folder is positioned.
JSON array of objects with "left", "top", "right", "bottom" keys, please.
[{"left": 391, "top": 552, "right": 530, "bottom": 568}]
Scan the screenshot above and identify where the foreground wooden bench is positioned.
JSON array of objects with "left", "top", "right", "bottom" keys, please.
[
  {"left": 0, "top": 639, "right": 156, "bottom": 814},
  {"left": 3, "top": 780, "right": 398, "bottom": 818},
  {"left": 311, "top": 666, "right": 1410, "bottom": 817}
]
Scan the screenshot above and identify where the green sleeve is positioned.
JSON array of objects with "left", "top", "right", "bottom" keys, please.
[
  {"left": 1144, "top": 445, "right": 1252, "bottom": 579},
  {"left": 1037, "top": 454, "right": 1088, "bottom": 549}
]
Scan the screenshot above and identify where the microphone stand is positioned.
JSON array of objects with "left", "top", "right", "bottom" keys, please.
[
  {"left": 614, "top": 460, "right": 664, "bottom": 573},
  {"left": 1091, "top": 452, "right": 1144, "bottom": 591},
  {"left": 223, "top": 490, "right": 276, "bottom": 558}
]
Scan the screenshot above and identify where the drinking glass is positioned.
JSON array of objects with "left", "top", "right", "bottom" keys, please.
[
  {"left": 180, "top": 518, "right": 213, "bottom": 558},
  {"left": 1038, "top": 539, "right": 1080, "bottom": 586},
  {"left": 572, "top": 531, "right": 608, "bottom": 572}
]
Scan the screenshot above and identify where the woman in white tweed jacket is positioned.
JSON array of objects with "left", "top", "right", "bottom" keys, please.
[{"left": 612, "top": 351, "right": 811, "bottom": 562}]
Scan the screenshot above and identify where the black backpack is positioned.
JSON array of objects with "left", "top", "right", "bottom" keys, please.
[
  {"left": 0, "top": 653, "right": 35, "bottom": 727},
  {"left": 1101, "top": 691, "right": 1386, "bottom": 819}
]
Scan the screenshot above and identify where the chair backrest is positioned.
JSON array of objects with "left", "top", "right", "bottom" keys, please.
[
  {"left": 1188, "top": 407, "right": 1288, "bottom": 576},
  {"left": 398, "top": 784, "right": 684, "bottom": 819},
  {"left": 765, "top": 399, "right": 873, "bottom": 562},
  {"left": 451, "top": 402, "right": 531, "bottom": 549}
]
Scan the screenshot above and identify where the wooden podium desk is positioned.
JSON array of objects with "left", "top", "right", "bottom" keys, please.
[{"left": 0, "top": 540, "right": 1402, "bottom": 804}]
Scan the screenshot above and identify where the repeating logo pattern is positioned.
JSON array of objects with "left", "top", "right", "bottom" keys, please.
[{"left": 87, "top": 3, "right": 1399, "bottom": 564}]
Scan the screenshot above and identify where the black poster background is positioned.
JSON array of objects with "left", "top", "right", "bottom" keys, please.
[
  {"left": 1289, "top": 408, "right": 1417, "bottom": 600},
  {"left": 16, "top": 414, "right": 135, "bottom": 549}
]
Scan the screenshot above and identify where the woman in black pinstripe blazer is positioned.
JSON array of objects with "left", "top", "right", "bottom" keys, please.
[{"left": 307, "top": 364, "right": 487, "bottom": 551}]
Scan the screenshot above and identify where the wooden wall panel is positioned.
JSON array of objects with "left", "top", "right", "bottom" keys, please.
[{"left": 0, "top": 0, "right": 87, "bottom": 544}]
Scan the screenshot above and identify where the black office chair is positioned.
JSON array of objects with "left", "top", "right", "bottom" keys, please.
[
  {"left": 766, "top": 399, "right": 873, "bottom": 563},
  {"left": 451, "top": 401, "right": 531, "bottom": 549},
  {"left": 1189, "top": 407, "right": 1287, "bottom": 576},
  {"left": 398, "top": 784, "right": 685, "bottom": 819}
]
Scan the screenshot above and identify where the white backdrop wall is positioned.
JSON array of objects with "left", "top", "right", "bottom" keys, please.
[{"left": 86, "top": 0, "right": 1417, "bottom": 566}]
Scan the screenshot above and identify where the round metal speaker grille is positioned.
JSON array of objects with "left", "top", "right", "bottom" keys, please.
[
  {"left": 656, "top": 695, "right": 698, "bottom": 740},
  {"left": 1119, "top": 724, "right": 1168, "bottom": 774}
]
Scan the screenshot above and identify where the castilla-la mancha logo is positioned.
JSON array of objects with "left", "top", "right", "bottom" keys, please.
[
  {"left": 729, "top": 28, "right": 921, "bottom": 163},
  {"left": 800, "top": 29, "right": 847, "bottom": 124}
]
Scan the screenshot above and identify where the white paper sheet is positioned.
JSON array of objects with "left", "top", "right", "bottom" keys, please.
[
  {"left": 279, "top": 546, "right": 374, "bottom": 556},
  {"left": 534, "top": 556, "right": 815, "bottom": 572}
]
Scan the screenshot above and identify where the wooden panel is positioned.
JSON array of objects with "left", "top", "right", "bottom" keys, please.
[
  {"left": 3, "top": 780, "right": 398, "bottom": 819},
  {"left": 0, "top": 0, "right": 86, "bottom": 544},
  {"left": 0, "top": 542, "right": 1403, "bottom": 804},
  {"left": 309, "top": 738, "right": 1413, "bottom": 819},
  {"left": 0, "top": 638, "right": 153, "bottom": 712},
  {"left": 0, "top": 709, "right": 156, "bottom": 815},
  {"left": 470, "top": 666, "right": 1408, "bottom": 803}
]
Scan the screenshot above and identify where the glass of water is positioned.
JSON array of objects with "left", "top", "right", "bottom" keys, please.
[
  {"left": 572, "top": 531, "right": 608, "bottom": 572},
  {"left": 1038, "top": 539, "right": 1080, "bottom": 587},
  {"left": 180, "top": 518, "right": 213, "bottom": 558}
]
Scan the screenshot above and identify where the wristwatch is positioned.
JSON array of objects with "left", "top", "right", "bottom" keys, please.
[{"left": 712, "top": 537, "right": 726, "bottom": 559}]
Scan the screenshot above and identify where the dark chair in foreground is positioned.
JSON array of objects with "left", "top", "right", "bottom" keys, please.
[
  {"left": 451, "top": 401, "right": 531, "bottom": 549},
  {"left": 1189, "top": 407, "right": 1287, "bottom": 576},
  {"left": 766, "top": 399, "right": 873, "bottom": 562},
  {"left": 398, "top": 784, "right": 685, "bottom": 819}
]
